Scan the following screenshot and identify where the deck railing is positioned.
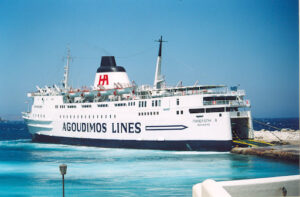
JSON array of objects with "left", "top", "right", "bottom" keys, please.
[{"left": 230, "top": 111, "right": 249, "bottom": 118}]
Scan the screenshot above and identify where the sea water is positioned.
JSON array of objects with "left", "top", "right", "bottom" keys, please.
[{"left": 0, "top": 121, "right": 299, "bottom": 196}]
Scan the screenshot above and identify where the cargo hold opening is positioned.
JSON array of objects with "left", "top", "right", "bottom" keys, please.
[{"left": 231, "top": 117, "right": 253, "bottom": 139}]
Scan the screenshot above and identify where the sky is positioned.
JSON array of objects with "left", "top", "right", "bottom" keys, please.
[{"left": 0, "top": 0, "right": 298, "bottom": 120}]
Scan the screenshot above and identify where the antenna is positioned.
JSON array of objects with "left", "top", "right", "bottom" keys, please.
[
  {"left": 62, "top": 47, "right": 72, "bottom": 90},
  {"left": 154, "top": 36, "right": 167, "bottom": 89},
  {"left": 155, "top": 36, "right": 167, "bottom": 57}
]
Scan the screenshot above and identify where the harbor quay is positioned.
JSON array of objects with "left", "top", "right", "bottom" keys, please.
[{"left": 231, "top": 129, "right": 300, "bottom": 163}]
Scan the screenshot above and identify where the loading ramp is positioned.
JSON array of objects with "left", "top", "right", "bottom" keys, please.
[{"left": 232, "top": 139, "right": 273, "bottom": 147}]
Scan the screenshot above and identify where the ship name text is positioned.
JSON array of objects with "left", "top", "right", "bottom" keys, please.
[{"left": 62, "top": 122, "right": 141, "bottom": 133}]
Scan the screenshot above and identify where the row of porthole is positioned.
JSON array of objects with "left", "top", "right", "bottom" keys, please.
[
  {"left": 59, "top": 114, "right": 116, "bottom": 119},
  {"left": 36, "top": 97, "right": 54, "bottom": 101},
  {"left": 32, "top": 114, "right": 45, "bottom": 118},
  {"left": 138, "top": 111, "right": 160, "bottom": 116}
]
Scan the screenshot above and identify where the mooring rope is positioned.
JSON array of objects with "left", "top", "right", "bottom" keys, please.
[{"left": 252, "top": 119, "right": 283, "bottom": 142}]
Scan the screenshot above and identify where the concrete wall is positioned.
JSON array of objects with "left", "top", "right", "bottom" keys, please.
[
  {"left": 193, "top": 179, "right": 231, "bottom": 197},
  {"left": 193, "top": 175, "right": 300, "bottom": 197}
]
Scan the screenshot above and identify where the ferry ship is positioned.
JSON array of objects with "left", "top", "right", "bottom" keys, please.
[{"left": 22, "top": 37, "right": 253, "bottom": 151}]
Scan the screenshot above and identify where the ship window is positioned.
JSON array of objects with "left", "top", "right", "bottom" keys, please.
[
  {"left": 77, "top": 115, "right": 79, "bottom": 119},
  {"left": 176, "top": 111, "right": 179, "bottom": 115},
  {"left": 105, "top": 115, "right": 107, "bottom": 118},
  {"left": 176, "top": 98, "right": 179, "bottom": 105},
  {"left": 226, "top": 107, "right": 238, "bottom": 112},
  {"left": 152, "top": 100, "right": 154, "bottom": 107},
  {"left": 114, "top": 115, "right": 116, "bottom": 118},
  {"left": 203, "top": 96, "right": 237, "bottom": 101},
  {"left": 155, "top": 100, "right": 158, "bottom": 107},
  {"left": 206, "top": 108, "right": 225, "bottom": 113},
  {"left": 110, "top": 115, "right": 111, "bottom": 118},
  {"left": 189, "top": 108, "right": 205, "bottom": 113},
  {"left": 181, "top": 110, "right": 183, "bottom": 114},
  {"left": 150, "top": 112, "right": 152, "bottom": 115}
]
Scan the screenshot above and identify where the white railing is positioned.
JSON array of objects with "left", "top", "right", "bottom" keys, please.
[{"left": 230, "top": 111, "right": 249, "bottom": 118}]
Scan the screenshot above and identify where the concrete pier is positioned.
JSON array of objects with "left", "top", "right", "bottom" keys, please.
[{"left": 231, "top": 145, "right": 300, "bottom": 163}]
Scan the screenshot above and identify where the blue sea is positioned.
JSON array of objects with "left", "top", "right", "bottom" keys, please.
[{"left": 0, "top": 119, "right": 299, "bottom": 196}]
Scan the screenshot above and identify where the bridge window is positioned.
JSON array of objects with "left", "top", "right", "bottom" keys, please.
[
  {"left": 189, "top": 108, "right": 205, "bottom": 113},
  {"left": 206, "top": 108, "right": 225, "bottom": 113}
]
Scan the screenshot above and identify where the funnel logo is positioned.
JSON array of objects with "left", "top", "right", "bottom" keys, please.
[{"left": 98, "top": 74, "right": 109, "bottom": 86}]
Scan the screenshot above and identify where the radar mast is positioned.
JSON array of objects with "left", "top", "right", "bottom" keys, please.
[
  {"left": 154, "top": 36, "right": 167, "bottom": 89},
  {"left": 62, "top": 47, "right": 72, "bottom": 90}
]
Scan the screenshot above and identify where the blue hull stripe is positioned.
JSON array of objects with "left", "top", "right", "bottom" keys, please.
[
  {"left": 145, "top": 125, "right": 188, "bottom": 131},
  {"left": 32, "top": 134, "right": 233, "bottom": 151}
]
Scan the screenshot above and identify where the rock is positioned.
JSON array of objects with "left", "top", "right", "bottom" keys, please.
[{"left": 231, "top": 145, "right": 300, "bottom": 163}]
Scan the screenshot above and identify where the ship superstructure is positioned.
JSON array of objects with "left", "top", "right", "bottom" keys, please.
[{"left": 22, "top": 37, "right": 253, "bottom": 151}]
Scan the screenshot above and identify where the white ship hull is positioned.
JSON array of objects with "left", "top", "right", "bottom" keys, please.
[{"left": 22, "top": 93, "right": 250, "bottom": 151}]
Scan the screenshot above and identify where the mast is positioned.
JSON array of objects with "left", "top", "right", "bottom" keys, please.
[
  {"left": 62, "top": 47, "right": 72, "bottom": 90},
  {"left": 154, "top": 36, "right": 167, "bottom": 89}
]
